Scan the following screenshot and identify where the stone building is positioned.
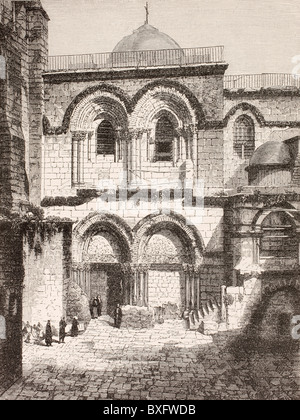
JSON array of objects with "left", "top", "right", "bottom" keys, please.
[{"left": 1, "top": 0, "right": 300, "bottom": 390}]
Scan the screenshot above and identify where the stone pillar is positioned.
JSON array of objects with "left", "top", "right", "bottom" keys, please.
[
  {"left": 180, "top": 136, "right": 186, "bottom": 161},
  {"left": 144, "top": 271, "right": 149, "bottom": 307},
  {"left": 191, "top": 270, "right": 195, "bottom": 308},
  {"left": 193, "top": 130, "right": 198, "bottom": 170},
  {"left": 196, "top": 271, "right": 201, "bottom": 309},
  {"left": 133, "top": 270, "right": 138, "bottom": 306},
  {"left": 221, "top": 285, "right": 227, "bottom": 322},
  {"left": 72, "top": 132, "right": 86, "bottom": 185},
  {"left": 139, "top": 271, "right": 144, "bottom": 306},
  {"left": 72, "top": 138, "right": 78, "bottom": 185},
  {"left": 27, "top": 2, "right": 50, "bottom": 205},
  {"left": 184, "top": 266, "right": 190, "bottom": 308},
  {"left": 78, "top": 139, "right": 84, "bottom": 184},
  {"left": 173, "top": 136, "right": 178, "bottom": 164}
]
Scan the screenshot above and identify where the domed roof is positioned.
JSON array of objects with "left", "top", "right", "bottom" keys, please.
[
  {"left": 248, "top": 141, "right": 293, "bottom": 168},
  {"left": 113, "top": 24, "right": 181, "bottom": 53}
]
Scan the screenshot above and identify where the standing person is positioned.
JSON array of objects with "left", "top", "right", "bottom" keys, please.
[
  {"left": 114, "top": 304, "right": 122, "bottom": 329},
  {"left": 59, "top": 317, "right": 67, "bottom": 344},
  {"left": 71, "top": 316, "right": 79, "bottom": 337},
  {"left": 96, "top": 294, "right": 102, "bottom": 317},
  {"left": 92, "top": 297, "right": 98, "bottom": 319},
  {"left": 89, "top": 298, "right": 93, "bottom": 318},
  {"left": 45, "top": 320, "right": 53, "bottom": 347}
]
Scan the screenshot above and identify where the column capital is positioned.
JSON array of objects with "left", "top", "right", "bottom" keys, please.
[{"left": 71, "top": 131, "right": 87, "bottom": 141}]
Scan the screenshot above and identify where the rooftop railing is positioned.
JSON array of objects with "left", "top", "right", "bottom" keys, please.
[
  {"left": 224, "top": 73, "right": 300, "bottom": 90},
  {"left": 46, "top": 46, "right": 225, "bottom": 72}
]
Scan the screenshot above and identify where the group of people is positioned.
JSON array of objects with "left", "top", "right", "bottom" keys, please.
[
  {"left": 45, "top": 317, "right": 80, "bottom": 346},
  {"left": 23, "top": 297, "right": 123, "bottom": 348},
  {"left": 90, "top": 294, "right": 122, "bottom": 328},
  {"left": 22, "top": 322, "right": 44, "bottom": 343},
  {"left": 23, "top": 317, "right": 81, "bottom": 347},
  {"left": 90, "top": 295, "right": 102, "bottom": 319}
]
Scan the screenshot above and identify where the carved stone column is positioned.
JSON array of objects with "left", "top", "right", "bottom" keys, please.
[{"left": 72, "top": 131, "right": 86, "bottom": 185}]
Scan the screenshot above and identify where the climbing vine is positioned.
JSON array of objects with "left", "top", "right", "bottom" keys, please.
[{"left": 9, "top": 204, "right": 72, "bottom": 256}]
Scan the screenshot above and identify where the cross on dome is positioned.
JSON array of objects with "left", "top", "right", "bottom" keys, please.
[{"left": 145, "top": 2, "right": 149, "bottom": 24}]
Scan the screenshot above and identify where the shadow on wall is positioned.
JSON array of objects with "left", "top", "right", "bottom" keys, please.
[
  {"left": 228, "top": 286, "right": 300, "bottom": 354},
  {"left": 224, "top": 162, "right": 249, "bottom": 191}
]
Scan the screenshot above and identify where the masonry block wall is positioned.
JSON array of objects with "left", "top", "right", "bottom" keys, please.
[
  {"left": 23, "top": 226, "right": 72, "bottom": 328},
  {"left": 26, "top": 2, "right": 49, "bottom": 205},
  {"left": 0, "top": 0, "right": 49, "bottom": 393},
  {"left": 223, "top": 90, "right": 300, "bottom": 190},
  {"left": 0, "top": 223, "right": 23, "bottom": 394},
  {"left": 0, "top": 1, "right": 29, "bottom": 209},
  {"left": 43, "top": 199, "right": 226, "bottom": 306},
  {"left": 42, "top": 67, "right": 226, "bottom": 198},
  {"left": 0, "top": 1, "right": 48, "bottom": 209}
]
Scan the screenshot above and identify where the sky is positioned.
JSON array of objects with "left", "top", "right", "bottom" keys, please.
[{"left": 41, "top": 0, "right": 300, "bottom": 75}]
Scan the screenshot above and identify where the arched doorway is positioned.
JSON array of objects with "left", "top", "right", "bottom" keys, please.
[
  {"left": 133, "top": 214, "right": 204, "bottom": 321},
  {"left": 259, "top": 287, "right": 300, "bottom": 341},
  {"left": 73, "top": 214, "right": 132, "bottom": 318}
]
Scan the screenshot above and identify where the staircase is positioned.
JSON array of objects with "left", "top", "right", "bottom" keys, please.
[{"left": 189, "top": 298, "right": 224, "bottom": 335}]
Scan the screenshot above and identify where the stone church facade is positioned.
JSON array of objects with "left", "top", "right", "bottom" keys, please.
[{"left": 1, "top": 0, "right": 300, "bottom": 390}]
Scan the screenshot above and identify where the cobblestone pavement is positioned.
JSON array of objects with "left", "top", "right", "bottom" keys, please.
[{"left": 1, "top": 318, "right": 300, "bottom": 400}]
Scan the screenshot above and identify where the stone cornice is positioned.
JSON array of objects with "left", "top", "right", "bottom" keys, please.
[
  {"left": 43, "top": 63, "right": 229, "bottom": 85},
  {"left": 223, "top": 101, "right": 300, "bottom": 128},
  {"left": 224, "top": 87, "right": 300, "bottom": 99}
]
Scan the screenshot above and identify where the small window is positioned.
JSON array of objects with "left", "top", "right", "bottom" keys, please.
[
  {"left": 155, "top": 116, "right": 174, "bottom": 162},
  {"left": 260, "top": 212, "right": 298, "bottom": 259},
  {"left": 233, "top": 115, "right": 255, "bottom": 159},
  {"left": 97, "top": 121, "right": 115, "bottom": 156}
]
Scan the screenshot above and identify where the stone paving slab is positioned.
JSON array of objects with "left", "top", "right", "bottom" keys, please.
[{"left": 0, "top": 318, "right": 300, "bottom": 400}]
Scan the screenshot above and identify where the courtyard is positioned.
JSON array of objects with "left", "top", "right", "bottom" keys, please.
[{"left": 1, "top": 318, "right": 300, "bottom": 401}]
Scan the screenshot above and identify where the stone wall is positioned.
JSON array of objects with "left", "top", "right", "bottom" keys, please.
[
  {"left": 0, "top": 223, "right": 23, "bottom": 394},
  {"left": 42, "top": 68, "right": 226, "bottom": 198},
  {"left": 148, "top": 270, "right": 184, "bottom": 310},
  {"left": 43, "top": 200, "right": 226, "bottom": 306},
  {"left": 0, "top": 1, "right": 29, "bottom": 209},
  {"left": 0, "top": 1, "right": 49, "bottom": 209},
  {"left": 223, "top": 92, "right": 300, "bottom": 190},
  {"left": 27, "top": 2, "right": 49, "bottom": 205},
  {"left": 23, "top": 226, "right": 72, "bottom": 328}
]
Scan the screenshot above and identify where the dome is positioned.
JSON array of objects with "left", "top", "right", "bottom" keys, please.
[
  {"left": 248, "top": 141, "right": 293, "bottom": 168},
  {"left": 113, "top": 24, "right": 181, "bottom": 53}
]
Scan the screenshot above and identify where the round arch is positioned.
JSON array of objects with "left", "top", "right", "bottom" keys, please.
[
  {"left": 73, "top": 212, "right": 133, "bottom": 263},
  {"left": 250, "top": 284, "right": 300, "bottom": 343},
  {"left": 60, "top": 84, "right": 131, "bottom": 134},
  {"left": 69, "top": 91, "right": 129, "bottom": 132},
  {"left": 132, "top": 212, "right": 204, "bottom": 266},
  {"left": 130, "top": 80, "right": 204, "bottom": 131},
  {"left": 252, "top": 208, "right": 298, "bottom": 230},
  {"left": 224, "top": 102, "right": 266, "bottom": 128},
  {"left": 132, "top": 79, "right": 206, "bottom": 126}
]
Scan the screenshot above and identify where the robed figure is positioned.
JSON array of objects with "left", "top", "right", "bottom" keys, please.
[
  {"left": 114, "top": 304, "right": 122, "bottom": 329},
  {"left": 71, "top": 317, "right": 79, "bottom": 337},
  {"left": 96, "top": 295, "right": 102, "bottom": 317},
  {"left": 91, "top": 298, "right": 99, "bottom": 319},
  {"left": 59, "top": 318, "right": 67, "bottom": 343},
  {"left": 45, "top": 321, "right": 53, "bottom": 347}
]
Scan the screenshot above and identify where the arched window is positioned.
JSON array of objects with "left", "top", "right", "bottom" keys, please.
[
  {"left": 260, "top": 212, "right": 298, "bottom": 259},
  {"left": 233, "top": 115, "right": 255, "bottom": 159},
  {"left": 97, "top": 121, "right": 115, "bottom": 156},
  {"left": 155, "top": 116, "right": 174, "bottom": 162}
]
